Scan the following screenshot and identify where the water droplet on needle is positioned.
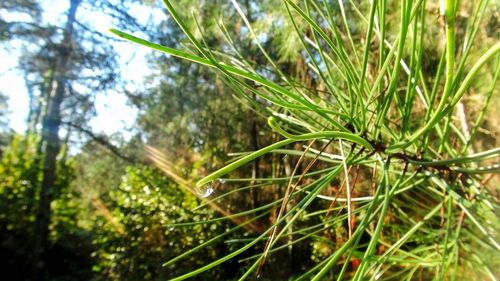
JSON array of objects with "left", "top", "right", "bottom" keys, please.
[{"left": 195, "top": 183, "right": 214, "bottom": 198}]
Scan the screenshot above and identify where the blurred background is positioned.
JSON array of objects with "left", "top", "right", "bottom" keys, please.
[
  {"left": 0, "top": 1, "right": 294, "bottom": 279},
  {"left": 0, "top": 0, "right": 498, "bottom": 280}
]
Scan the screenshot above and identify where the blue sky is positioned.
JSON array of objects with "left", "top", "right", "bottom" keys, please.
[{"left": 0, "top": 0, "right": 164, "bottom": 138}]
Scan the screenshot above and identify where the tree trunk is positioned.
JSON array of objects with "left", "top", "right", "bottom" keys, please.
[
  {"left": 242, "top": 0, "right": 260, "bottom": 210},
  {"left": 30, "top": 0, "right": 81, "bottom": 278},
  {"left": 249, "top": 93, "right": 259, "bottom": 209}
]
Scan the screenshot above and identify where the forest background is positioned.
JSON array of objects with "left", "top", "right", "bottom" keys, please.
[{"left": 0, "top": 0, "right": 498, "bottom": 280}]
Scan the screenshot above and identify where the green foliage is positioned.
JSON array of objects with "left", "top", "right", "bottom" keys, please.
[
  {"left": 0, "top": 0, "right": 498, "bottom": 280},
  {"left": 0, "top": 134, "right": 242, "bottom": 279},
  {"left": 91, "top": 166, "right": 233, "bottom": 280},
  {"left": 112, "top": 0, "right": 500, "bottom": 280},
  {"left": 0, "top": 134, "right": 94, "bottom": 280},
  {"left": 0, "top": 134, "right": 38, "bottom": 237}
]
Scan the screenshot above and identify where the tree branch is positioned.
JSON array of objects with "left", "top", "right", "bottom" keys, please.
[{"left": 63, "top": 121, "right": 138, "bottom": 164}]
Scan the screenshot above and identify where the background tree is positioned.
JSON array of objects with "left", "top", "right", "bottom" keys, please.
[{"left": 1, "top": 0, "right": 154, "bottom": 278}]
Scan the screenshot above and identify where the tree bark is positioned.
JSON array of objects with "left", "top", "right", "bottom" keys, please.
[
  {"left": 30, "top": 0, "right": 81, "bottom": 278},
  {"left": 249, "top": 92, "right": 260, "bottom": 209},
  {"left": 242, "top": 0, "right": 260, "bottom": 210}
]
